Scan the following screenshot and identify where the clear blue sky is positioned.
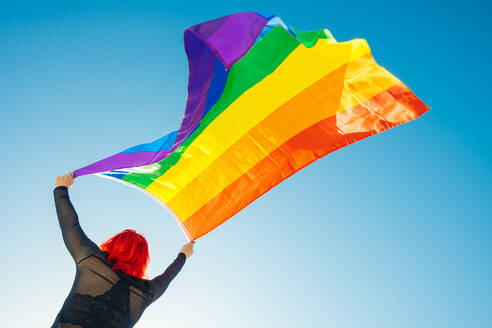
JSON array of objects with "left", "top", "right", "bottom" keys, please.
[{"left": 1, "top": 1, "right": 490, "bottom": 327}]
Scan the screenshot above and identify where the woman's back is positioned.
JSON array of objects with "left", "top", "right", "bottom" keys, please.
[{"left": 52, "top": 185, "right": 187, "bottom": 328}]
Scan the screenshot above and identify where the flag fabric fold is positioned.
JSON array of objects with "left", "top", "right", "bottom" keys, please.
[{"left": 73, "top": 12, "right": 429, "bottom": 240}]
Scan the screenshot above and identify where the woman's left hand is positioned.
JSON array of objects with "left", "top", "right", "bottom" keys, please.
[{"left": 55, "top": 171, "right": 74, "bottom": 189}]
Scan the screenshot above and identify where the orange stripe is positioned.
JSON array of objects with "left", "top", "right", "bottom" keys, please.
[
  {"left": 183, "top": 83, "right": 429, "bottom": 239},
  {"left": 167, "top": 52, "right": 401, "bottom": 219}
]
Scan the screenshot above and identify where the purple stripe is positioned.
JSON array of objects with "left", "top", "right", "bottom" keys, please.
[
  {"left": 73, "top": 12, "right": 268, "bottom": 178},
  {"left": 207, "top": 12, "right": 268, "bottom": 68},
  {"left": 73, "top": 149, "right": 172, "bottom": 178},
  {"left": 191, "top": 15, "right": 228, "bottom": 39},
  {"left": 171, "top": 30, "right": 217, "bottom": 159},
  {"left": 166, "top": 12, "right": 268, "bottom": 157}
]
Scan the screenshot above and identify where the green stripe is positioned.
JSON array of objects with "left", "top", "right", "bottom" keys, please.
[
  {"left": 123, "top": 25, "right": 301, "bottom": 188},
  {"left": 290, "top": 27, "right": 335, "bottom": 47}
]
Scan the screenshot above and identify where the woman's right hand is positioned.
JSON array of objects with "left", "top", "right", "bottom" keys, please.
[
  {"left": 55, "top": 171, "right": 74, "bottom": 189},
  {"left": 180, "top": 240, "right": 195, "bottom": 259}
]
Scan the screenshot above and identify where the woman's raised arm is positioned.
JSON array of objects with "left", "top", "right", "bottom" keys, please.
[
  {"left": 149, "top": 241, "right": 194, "bottom": 301},
  {"left": 54, "top": 172, "right": 99, "bottom": 263}
]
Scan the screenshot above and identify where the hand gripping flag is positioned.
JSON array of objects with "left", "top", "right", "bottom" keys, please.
[{"left": 73, "top": 12, "right": 430, "bottom": 240}]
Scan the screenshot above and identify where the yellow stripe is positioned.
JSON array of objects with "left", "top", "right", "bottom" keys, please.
[
  {"left": 146, "top": 38, "right": 372, "bottom": 205},
  {"left": 166, "top": 54, "right": 401, "bottom": 221}
]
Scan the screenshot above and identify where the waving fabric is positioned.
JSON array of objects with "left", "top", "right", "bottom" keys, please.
[{"left": 74, "top": 12, "right": 429, "bottom": 240}]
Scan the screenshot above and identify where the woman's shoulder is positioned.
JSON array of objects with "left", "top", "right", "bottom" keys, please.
[{"left": 99, "top": 252, "right": 154, "bottom": 290}]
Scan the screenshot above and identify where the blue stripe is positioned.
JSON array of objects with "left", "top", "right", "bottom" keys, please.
[
  {"left": 253, "top": 16, "right": 296, "bottom": 45},
  {"left": 101, "top": 171, "right": 128, "bottom": 179},
  {"left": 122, "top": 130, "right": 178, "bottom": 153},
  {"left": 189, "top": 57, "right": 230, "bottom": 136},
  {"left": 255, "top": 12, "right": 275, "bottom": 20},
  {"left": 203, "top": 58, "right": 229, "bottom": 118}
]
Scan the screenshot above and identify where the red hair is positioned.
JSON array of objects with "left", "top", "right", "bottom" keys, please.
[{"left": 100, "top": 229, "right": 150, "bottom": 279}]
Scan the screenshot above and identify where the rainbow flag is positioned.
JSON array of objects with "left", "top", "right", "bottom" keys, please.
[{"left": 74, "top": 12, "right": 430, "bottom": 240}]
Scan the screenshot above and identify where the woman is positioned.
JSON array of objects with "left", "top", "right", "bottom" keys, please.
[{"left": 52, "top": 171, "right": 195, "bottom": 328}]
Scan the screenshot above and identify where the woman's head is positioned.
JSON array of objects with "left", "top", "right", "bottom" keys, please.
[{"left": 100, "top": 229, "right": 150, "bottom": 279}]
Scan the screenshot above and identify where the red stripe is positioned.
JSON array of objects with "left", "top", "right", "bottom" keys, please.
[{"left": 183, "top": 82, "right": 429, "bottom": 239}]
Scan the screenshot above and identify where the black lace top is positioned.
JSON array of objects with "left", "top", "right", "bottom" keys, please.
[{"left": 52, "top": 186, "right": 187, "bottom": 328}]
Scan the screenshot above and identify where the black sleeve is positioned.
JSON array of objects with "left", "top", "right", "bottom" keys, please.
[
  {"left": 149, "top": 252, "right": 187, "bottom": 302},
  {"left": 53, "top": 186, "right": 100, "bottom": 263}
]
